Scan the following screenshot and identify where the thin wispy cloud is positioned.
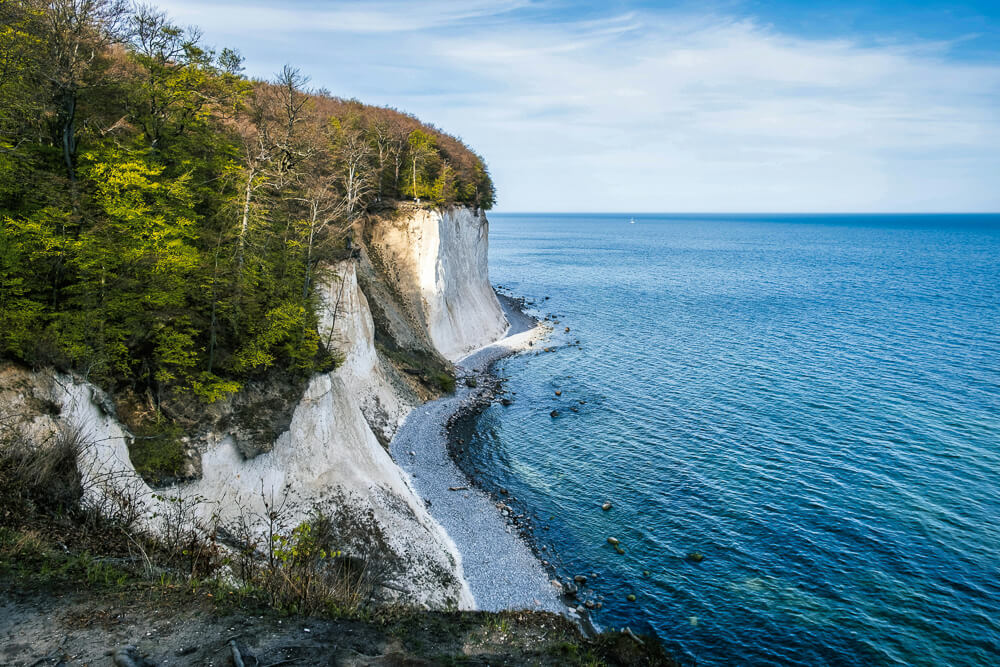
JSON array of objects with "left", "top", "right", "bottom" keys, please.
[
  {"left": 154, "top": 0, "right": 1000, "bottom": 211},
  {"left": 156, "top": 0, "right": 532, "bottom": 33}
]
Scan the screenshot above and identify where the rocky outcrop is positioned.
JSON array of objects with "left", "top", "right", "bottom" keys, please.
[
  {"left": 0, "top": 205, "right": 510, "bottom": 611},
  {"left": 365, "top": 206, "right": 509, "bottom": 362}
]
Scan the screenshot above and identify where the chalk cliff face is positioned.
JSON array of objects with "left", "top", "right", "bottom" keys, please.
[
  {"left": 0, "top": 206, "right": 509, "bottom": 610},
  {"left": 366, "top": 207, "right": 509, "bottom": 361}
]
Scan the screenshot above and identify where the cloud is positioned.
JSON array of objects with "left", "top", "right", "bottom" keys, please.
[
  {"left": 152, "top": 1, "right": 1000, "bottom": 211},
  {"left": 154, "top": 0, "right": 532, "bottom": 33}
]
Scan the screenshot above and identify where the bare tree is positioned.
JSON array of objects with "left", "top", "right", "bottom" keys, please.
[
  {"left": 43, "top": 0, "right": 130, "bottom": 180},
  {"left": 370, "top": 116, "right": 407, "bottom": 201},
  {"left": 293, "top": 168, "right": 350, "bottom": 302},
  {"left": 331, "top": 113, "right": 374, "bottom": 217},
  {"left": 233, "top": 67, "right": 310, "bottom": 269}
]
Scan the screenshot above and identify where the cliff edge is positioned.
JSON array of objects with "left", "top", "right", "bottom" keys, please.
[{"left": 0, "top": 205, "right": 510, "bottom": 610}]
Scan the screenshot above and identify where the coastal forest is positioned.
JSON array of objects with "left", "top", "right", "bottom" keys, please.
[{"left": 0, "top": 0, "right": 495, "bottom": 407}]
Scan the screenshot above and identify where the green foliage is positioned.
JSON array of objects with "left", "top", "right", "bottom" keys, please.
[
  {"left": 433, "top": 371, "right": 456, "bottom": 394},
  {"left": 189, "top": 373, "right": 242, "bottom": 403},
  {"left": 403, "top": 129, "right": 439, "bottom": 201},
  {"left": 234, "top": 303, "right": 318, "bottom": 374},
  {"left": 129, "top": 418, "right": 187, "bottom": 484},
  {"left": 0, "top": 1, "right": 494, "bottom": 414}
]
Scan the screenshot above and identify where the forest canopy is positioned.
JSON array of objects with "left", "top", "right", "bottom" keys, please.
[{"left": 0, "top": 0, "right": 496, "bottom": 406}]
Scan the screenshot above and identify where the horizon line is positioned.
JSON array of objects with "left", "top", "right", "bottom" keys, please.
[{"left": 489, "top": 211, "right": 1000, "bottom": 216}]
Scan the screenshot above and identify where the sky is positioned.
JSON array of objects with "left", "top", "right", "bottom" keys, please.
[{"left": 152, "top": 0, "right": 1000, "bottom": 213}]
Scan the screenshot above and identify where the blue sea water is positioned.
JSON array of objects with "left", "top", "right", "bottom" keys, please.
[{"left": 468, "top": 213, "right": 1000, "bottom": 665}]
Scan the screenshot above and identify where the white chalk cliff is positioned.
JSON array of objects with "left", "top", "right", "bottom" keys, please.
[
  {"left": 0, "top": 206, "right": 510, "bottom": 610},
  {"left": 367, "top": 207, "right": 509, "bottom": 361}
]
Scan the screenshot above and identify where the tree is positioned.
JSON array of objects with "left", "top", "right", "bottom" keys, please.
[
  {"left": 231, "top": 66, "right": 310, "bottom": 268},
  {"left": 329, "top": 113, "right": 373, "bottom": 217},
  {"left": 41, "top": 0, "right": 129, "bottom": 181},
  {"left": 0, "top": 0, "right": 496, "bottom": 406},
  {"left": 369, "top": 115, "right": 407, "bottom": 201},
  {"left": 67, "top": 146, "right": 200, "bottom": 391},
  {"left": 406, "top": 129, "right": 435, "bottom": 202}
]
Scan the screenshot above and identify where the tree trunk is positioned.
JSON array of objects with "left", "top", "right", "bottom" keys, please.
[
  {"left": 302, "top": 202, "right": 317, "bottom": 301},
  {"left": 237, "top": 167, "right": 255, "bottom": 269},
  {"left": 60, "top": 90, "right": 77, "bottom": 182},
  {"left": 412, "top": 156, "right": 418, "bottom": 202}
]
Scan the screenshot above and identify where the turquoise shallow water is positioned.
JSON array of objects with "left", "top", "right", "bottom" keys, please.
[{"left": 465, "top": 214, "right": 1000, "bottom": 665}]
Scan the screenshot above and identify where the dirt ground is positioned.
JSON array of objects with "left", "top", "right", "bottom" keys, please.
[{"left": 0, "top": 583, "right": 674, "bottom": 666}]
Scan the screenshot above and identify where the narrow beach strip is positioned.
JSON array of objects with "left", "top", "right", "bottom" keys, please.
[{"left": 389, "top": 296, "right": 563, "bottom": 612}]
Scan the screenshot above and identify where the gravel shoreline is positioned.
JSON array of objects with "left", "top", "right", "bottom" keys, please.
[{"left": 389, "top": 294, "right": 564, "bottom": 613}]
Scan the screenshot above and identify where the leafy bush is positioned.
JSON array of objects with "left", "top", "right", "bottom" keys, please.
[
  {"left": 225, "top": 488, "right": 387, "bottom": 615},
  {"left": 128, "top": 419, "right": 187, "bottom": 485},
  {"left": 433, "top": 371, "right": 456, "bottom": 394}
]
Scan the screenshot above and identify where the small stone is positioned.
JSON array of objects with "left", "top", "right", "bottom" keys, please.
[
  {"left": 409, "top": 450, "right": 416, "bottom": 456},
  {"left": 607, "top": 537, "right": 620, "bottom": 546},
  {"left": 555, "top": 390, "right": 562, "bottom": 396},
  {"left": 550, "top": 410, "right": 559, "bottom": 417},
  {"left": 500, "top": 398, "right": 513, "bottom": 406},
  {"left": 565, "top": 327, "right": 570, "bottom": 332},
  {"left": 602, "top": 502, "right": 613, "bottom": 511},
  {"left": 627, "top": 594, "right": 637, "bottom": 602},
  {"left": 616, "top": 546, "right": 626, "bottom": 555},
  {"left": 643, "top": 570, "right": 650, "bottom": 576},
  {"left": 584, "top": 600, "right": 595, "bottom": 609},
  {"left": 573, "top": 575, "right": 587, "bottom": 585},
  {"left": 686, "top": 552, "right": 705, "bottom": 563}
]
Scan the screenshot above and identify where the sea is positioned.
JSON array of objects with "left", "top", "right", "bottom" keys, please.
[{"left": 461, "top": 213, "right": 1000, "bottom": 665}]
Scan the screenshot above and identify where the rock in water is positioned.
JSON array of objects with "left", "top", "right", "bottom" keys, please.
[
  {"left": 686, "top": 552, "right": 705, "bottom": 563},
  {"left": 550, "top": 410, "right": 560, "bottom": 418},
  {"left": 574, "top": 575, "right": 588, "bottom": 585},
  {"left": 602, "top": 502, "right": 613, "bottom": 511},
  {"left": 607, "top": 537, "right": 620, "bottom": 546}
]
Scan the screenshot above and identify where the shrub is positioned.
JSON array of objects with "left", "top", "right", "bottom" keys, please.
[
  {"left": 128, "top": 418, "right": 187, "bottom": 485},
  {"left": 223, "top": 486, "right": 389, "bottom": 615},
  {"left": 433, "top": 371, "right": 456, "bottom": 394},
  {"left": 0, "top": 423, "right": 83, "bottom": 523}
]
